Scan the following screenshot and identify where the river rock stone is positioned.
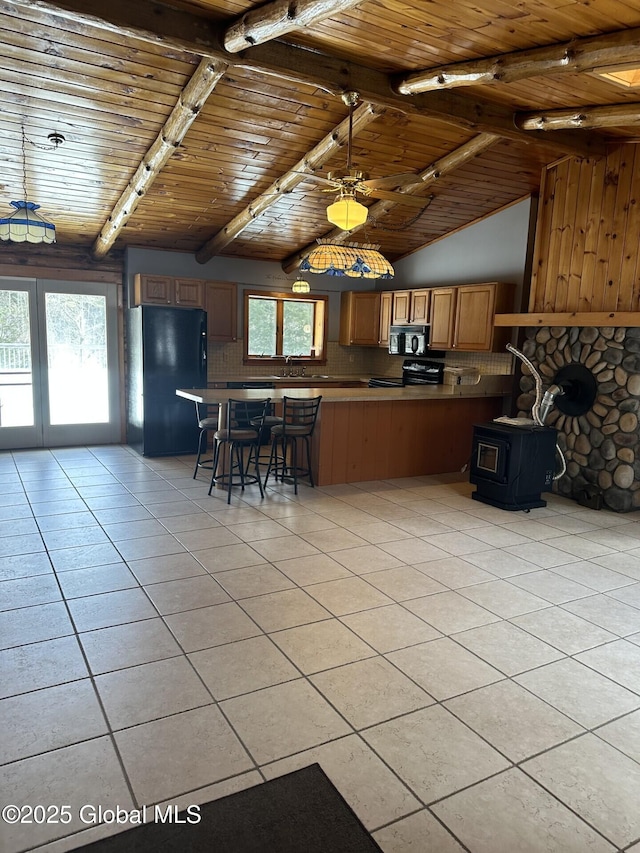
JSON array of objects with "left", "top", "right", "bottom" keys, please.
[
  {"left": 571, "top": 342, "right": 582, "bottom": 361},
  {"left": 547, "top": 338, "right": 558, "bottom": 354},
  {"left": 589, "top": 428, "right": 604, "bottom": 448},
  {"left": 614, "top": 432, "right": 637, "bottom": 447},
  {"left": 569, "top": 327, "right": 580, "bottom": 344},
  {"left": 614, "top": 465, "right": 635, "bottom": 489},
  {"left": 550, "top": 327, "right": 565, "bottom": 339},
  {"left": 601, "top": 327, "right": 615, "bottom": 339},
  {"left": 536, "top": 328, "right": 551, "bottom": 343},
  {"left": 626, "top": 327, "right": 640, "bottom": 340},
  {"left": 587, "top": 450, "right": 605, "bottom": 470},
  {"left": 601, "top": 439, "right": 616, "bottom": 460},
  {"left": 579, "top": 328, "right": 599, "bottom": 344},
  {"left": 614, "top": 328, "right": 626, "bottom": 342},
  {"left": 603, "top": 348, "right": 623, "bottom": 365},
  {"left": 593, "top": 338, "right": 607, "bottom": 351},
  {"left": 602, "top": 424, "right": 619, "bottom": 435},
  {"left": 620, "top": 399, "right": 639, "bottom": 413},
  {"left": 628, "top": 374, "right": 640, "bottom": 396},
  {"left": 575, "top": 434, "right": 591, "bottom": 454},
  {"left": 612, "top": 388, "right": 629, "bottom": 402},
  {"left": 603, "top": 409, "right": 620, "bottom": 425},
  {"left": 606, "top": 488, "right": 633, "bottom": 512},
  {"left": 619, "top": 412, "right": 638, "bottom": 432},
  {"left": 585, "top": 351, "right": 601, "bottom": 369},
  {"left": 625, "top": 338, "right": 640, "bottom": 354},
  {"left": 593, "top": 403, "right": 608, "bottom": 417},
  {"left": 598, "top": 382, "right": 618, "bottom": 394},
  {"left": 598, "top": 470, "right": 613, "bottom": 489},
  {"left": 618, "top": 447, "right": 635, "bottom": 463},
  {"left": 622, "top": 355, "right": 640, "bottom": 372}
]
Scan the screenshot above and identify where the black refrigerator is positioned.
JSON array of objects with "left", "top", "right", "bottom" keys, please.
[{"left": 126, "top": 306, "right": 207, "bottom": 456}]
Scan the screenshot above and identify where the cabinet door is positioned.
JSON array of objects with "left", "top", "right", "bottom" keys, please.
[
  {"left": 379, "top": 291, "right": 392, "bottom": 348},
  {"left": 391, "top": 290, "right": 411, "bottom": 324},
  {"left": 339, "top": 291, "right": 381, "bottom": 345},
  {"left": 409, "top": 289, "right": 430, "bottom": 323},
  {"left": 454, "top": 284, "right": 496, "bottom": 351},
  {"left": 134, "top": 274, "right": 173, "bottom": 305},
  {"left": 429, "top": 288, "right": 456, "bottom": 349},
  {"left": 206, "top": 281, "right": 237, "bottom": 341},
  {"left": 175, "top": 278, "right": 204, "bottom": 308}
]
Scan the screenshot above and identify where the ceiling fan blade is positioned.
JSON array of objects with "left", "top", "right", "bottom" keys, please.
[
  {"left": 360, "top": 172, "right": 420, "bottom": 190},
  {"left": 366, "top": 189, "right": 431, "bottom": 208},
  {"left": 290, "top": 171, "right": 339, "bottom": 188}
]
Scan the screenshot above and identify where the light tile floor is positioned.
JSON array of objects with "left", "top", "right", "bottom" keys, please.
[{"left": 1, "top": 446, "right": 640, "bottom": 852}]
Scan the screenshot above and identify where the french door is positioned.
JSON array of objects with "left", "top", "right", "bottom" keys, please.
[{"left": 0, "top": 277, "right": 121, "bottom": 449}]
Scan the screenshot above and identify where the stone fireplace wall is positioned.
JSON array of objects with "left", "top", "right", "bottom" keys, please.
[{"left": 517, "top": 326, "right": 640, "bottom": 512}]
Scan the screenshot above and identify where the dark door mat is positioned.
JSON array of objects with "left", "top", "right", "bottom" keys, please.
[{"left": 71, "top": 764, "right": 382, "bottom": 852}]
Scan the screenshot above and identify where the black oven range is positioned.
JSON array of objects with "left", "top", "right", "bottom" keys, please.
[{"left": 368, "top": 359, "right": 444, "bottom": 388}]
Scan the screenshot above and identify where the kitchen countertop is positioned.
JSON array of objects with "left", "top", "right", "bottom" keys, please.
[
  {"left": 177, "top": 381, "right": 510, "bottom": 405},
  {"left": 209, "top": 374, "right": 368, "bottom": 384}
]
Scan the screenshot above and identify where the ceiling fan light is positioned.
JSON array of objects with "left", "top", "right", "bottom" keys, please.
[
  {"left": 291, "top": 276, "right": 310, "bottom": 293},
  {"left": 326, "top": 195, "right": 368, "bottom": 230}
]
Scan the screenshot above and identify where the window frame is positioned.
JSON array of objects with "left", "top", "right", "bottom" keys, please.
[{"left": 243, "top": 290, "right": 328, "bottom": 365}]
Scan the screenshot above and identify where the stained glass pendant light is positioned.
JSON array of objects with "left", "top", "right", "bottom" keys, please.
[
  {"left": 0, "top": 127, "right": 56, "bottom": 244},
  {"left": 300, "top": 240, "right": 394, "bottom": 279}
]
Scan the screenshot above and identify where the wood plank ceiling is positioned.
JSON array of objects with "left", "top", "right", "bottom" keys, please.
[{"left": 2, "top": 0, "right": 640, "bottom": 269}]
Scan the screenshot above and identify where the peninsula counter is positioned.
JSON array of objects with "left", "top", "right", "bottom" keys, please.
[{"left": 176, "top": 385, "right": 509, "bottom": 485}]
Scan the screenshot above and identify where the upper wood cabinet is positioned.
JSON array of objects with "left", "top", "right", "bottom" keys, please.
[
  {"left": 409, "top": 289, "right": 430, "bottom": 323},
  {"left": 390, "top": 288, "right": 430, "bottom": 325},
  {"left": 391, "top": 290, "right": 411, "bottom": 324},
  {"left": 429, "top": 288, "right": 456, "bottom": 349},
  {"left": 429, "top": 282, "right": 514, "bottom": 352},
  {"left": 339, "top": 291, "right": 381, "bottom": 346},
  {"left": 379, "top": 291, "right": 393, "bottom": 348},
  {"left": 205, "top": 281, "right": 237, "bottom": 341},
  {"left": 133, "top": 274, "right": 204, "bottom": 308}
]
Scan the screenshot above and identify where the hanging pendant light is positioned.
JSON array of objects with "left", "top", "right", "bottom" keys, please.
[
  {"left": 0, "top": 127, "right": 56, "bottom": 244},
  {"left": 300, "top": 240, "right": 394, "bottom": 279},
  {"left": 291, "top": 275, "right": 311, "bottom": 293}
]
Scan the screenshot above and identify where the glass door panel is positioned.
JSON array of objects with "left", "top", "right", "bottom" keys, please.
[
  {"left": 0, "top": 277, "right": 121, "bottom": 449},
  {"left": 0, "top": 279, "right": 41, "bottom": 448},
  {"left": 44, "top": 292, "right": 109, "bottom": 425}
]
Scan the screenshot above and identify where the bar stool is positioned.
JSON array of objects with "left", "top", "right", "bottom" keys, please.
[
  {"left": 251, "top": 405, "right": 283, "bottom": 467},
  {"left": 265, "top": 396, "right": 322, "bottom": 494},
  {"left": 193, "top": 402, "right": 219, "bottom": 479},
  {"left": 208, "top": 398, "right": 271, "bottom": 504}
]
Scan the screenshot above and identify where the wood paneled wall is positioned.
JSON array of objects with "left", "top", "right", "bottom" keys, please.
[
  {"left": 530, "top": 144, "right": 640, "bottom": 314},
  {"left": 0, "top": 245, "right": 124, "bottom": 285}
]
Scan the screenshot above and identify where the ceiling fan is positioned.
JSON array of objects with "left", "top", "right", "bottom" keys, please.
[{"left": 302, "top": 91, "right": 429, "bottom": 231}]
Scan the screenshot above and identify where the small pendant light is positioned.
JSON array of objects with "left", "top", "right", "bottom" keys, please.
[{"left": 0, "top": 127, "right": 56, "bottom": 244}]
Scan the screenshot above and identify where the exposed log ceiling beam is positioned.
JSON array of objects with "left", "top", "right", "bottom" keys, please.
[
  {"left": 395, "top": 26, "right": 640, "bottom": 94},
  {"left": 224, "top": 0, "right": 363, "bottom": 52},
  {"left": 92, "top": 57, "right": 228, "bottom": 259},
  {"left": 5, "top": 0, "right": 604, "bottom": 157},
  {"left": 196, "top": 102, "right": 384, "bottom": 264},
  {"left": 281, "top": 133, "right": 501, "bottom": 273},
  {"left": 516, "top": 103, "right": 640, "bottom": 131}
]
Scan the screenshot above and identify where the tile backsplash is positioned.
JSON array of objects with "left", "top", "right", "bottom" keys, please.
[{"left": 208, "top": 340, "right": 514, "bottom": 379}]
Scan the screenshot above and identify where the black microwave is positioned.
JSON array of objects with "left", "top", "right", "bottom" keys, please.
[{"left": 389, "top": 325, "right": 431, "bottom": 356}]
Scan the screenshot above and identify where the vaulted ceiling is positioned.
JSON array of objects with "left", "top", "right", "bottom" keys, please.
[{"left": 2, "top": 0, "right": 640, "bottom": 271}]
